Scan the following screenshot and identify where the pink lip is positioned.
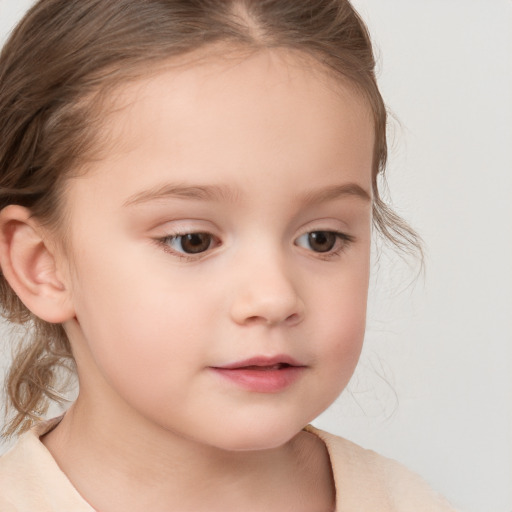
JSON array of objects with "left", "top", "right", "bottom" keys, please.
[
  {"left": 215, "top": 354, "right": 304, "bottom": 370},
  {"left": 209, "top": 355, "right": 307, "bottom": 393}
]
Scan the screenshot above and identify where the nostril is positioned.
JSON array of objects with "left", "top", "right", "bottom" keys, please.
[
  {"left": 244, "top": 315, "right": 264, "bottom": 325},
  {"left": 284, "top": 312, "right": 302, "bottom": 325},
  {"left": 242, "top": 312, "right": 301, "bottom": 326}
]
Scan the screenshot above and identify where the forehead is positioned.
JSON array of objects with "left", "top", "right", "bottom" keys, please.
[
  {"left": 69, "top": 48, "right": 374, "bottom": 208},
  {"left": 90, "top": 48, "right": 373, "bottom": 155}
]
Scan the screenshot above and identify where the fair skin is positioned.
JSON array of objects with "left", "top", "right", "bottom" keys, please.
[{"left": 0, "top": 49, "right": 374, "bottom": 511}]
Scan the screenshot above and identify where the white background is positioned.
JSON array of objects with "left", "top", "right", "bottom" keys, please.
[{"left": 0, "top": 1, "right": 511, "bottom": 511}]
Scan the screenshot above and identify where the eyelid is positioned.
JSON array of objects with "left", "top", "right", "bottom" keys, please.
[
  {"left": 294, "top": 230, "right": 355, "bottom": 259},
  {"left": 154, "top": 230, "right": 221, "bottom": 261},
  {"left": 152, "top": 222, "right": 354, "bottom": 262}
]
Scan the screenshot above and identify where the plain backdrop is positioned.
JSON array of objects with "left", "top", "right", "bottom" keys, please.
[{"left": 0, "top": 1, "right": 511, "bottom": 511}]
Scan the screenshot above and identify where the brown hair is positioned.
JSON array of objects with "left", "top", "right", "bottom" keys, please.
[{"left": 0, "top": 0, "right": 420, "bottom": 438}]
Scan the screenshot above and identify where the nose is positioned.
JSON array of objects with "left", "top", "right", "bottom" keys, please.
[{"left": 229, "top": 253, "right": 305, "bottom": 327}]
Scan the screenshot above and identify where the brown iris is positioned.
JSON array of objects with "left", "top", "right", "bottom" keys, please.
[
  {"left": 179, "top": 233, "right": 212, "bottom": 254},
  {"left": 307, "top": 231, "right": 337, "bottom": 253}
]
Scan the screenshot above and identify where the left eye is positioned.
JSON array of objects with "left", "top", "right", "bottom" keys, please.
[
  {"left": 164, "top": 233, "right": 215, "bottom": 254},
  {"left": 295, "top": 231, "right": 349, "bottom": 253}
]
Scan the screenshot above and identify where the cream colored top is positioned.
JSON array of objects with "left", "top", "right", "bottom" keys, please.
[{"left": 0, "top": 417, "right": 458, "bottom": 511}]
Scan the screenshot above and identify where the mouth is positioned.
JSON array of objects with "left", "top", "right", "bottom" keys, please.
[
  {"left": 212, "top": 355, "right": 305, "bottom": 370},
  {"left": 235, "top": 363, "right": 293, "bottom": 371},
  {"left": 210, "top": 355, "right": 306, "bottom": 393}
]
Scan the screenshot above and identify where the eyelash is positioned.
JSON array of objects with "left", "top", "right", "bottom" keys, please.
[
  {"left": 156, "top": 232, "right": 221, "bottom": 261},
  {"left": 155, "top": 230, "right": 354, "bottom": 262},
  {"left": 295, "top": 231, "right": 354, "bottom": 260}
]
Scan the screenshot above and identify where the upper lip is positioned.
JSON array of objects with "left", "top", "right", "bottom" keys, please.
[{"left": 212, "top": 355, "right": 305, "bottom": 369}]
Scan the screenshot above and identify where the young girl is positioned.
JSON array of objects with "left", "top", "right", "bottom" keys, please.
[{"left": 0, "top": 1, "right": 458, "bottom": 510}]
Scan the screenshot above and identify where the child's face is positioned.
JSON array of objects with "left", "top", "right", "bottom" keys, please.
[{"left": 60, "top": 49, "right": 374, "bottom": 450}]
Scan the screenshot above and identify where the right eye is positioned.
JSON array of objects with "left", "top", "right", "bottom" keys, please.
[{"left": 160, "top": 232, "right": 217, "bottom": 255}]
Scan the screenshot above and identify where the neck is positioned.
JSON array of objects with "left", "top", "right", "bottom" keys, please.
[{"left": 41, "top": 396, "right": 335, "bottom": 512}]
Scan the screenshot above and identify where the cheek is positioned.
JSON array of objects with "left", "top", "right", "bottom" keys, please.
[
  {"left": 69, "top": 247, "right": 216, "bottom": 398},
  {"left": 302, "top": 297, "right": 366, "bottom": 420},
  {"left": 307, "top": 263, "right": 369, "bottom": 393},
  {"left": 321, "top": 295, "right": 366, "bottom": 370},
  {"left": 72, "top": 287, "right": 212, "bottom": 422}
]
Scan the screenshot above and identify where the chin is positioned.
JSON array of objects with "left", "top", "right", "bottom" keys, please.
[{"left": 207, "top": 418, "right": 305, "bottom": 452}]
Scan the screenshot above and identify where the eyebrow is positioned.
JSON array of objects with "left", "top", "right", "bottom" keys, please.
[
  {"left": 299, "top": 183, "right": 371, "bottom": 205},
  {"left": 123, "top": 181, "right": 371, "bottom": 207},
  {"left": 123, "top": 183, "right": 239, "bottom": 207}
]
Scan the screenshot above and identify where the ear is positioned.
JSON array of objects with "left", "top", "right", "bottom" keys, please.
[{"left": 0, "top": 205, "right": 75, "bottom": 323}]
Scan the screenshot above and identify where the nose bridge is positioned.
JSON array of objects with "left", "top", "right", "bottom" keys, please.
[{"left": 229, "top": 239, "right": 304, "bottom": 326}]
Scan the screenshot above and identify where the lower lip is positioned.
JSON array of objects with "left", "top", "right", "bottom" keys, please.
[{"left": 210, "top": 366, "right": 306, "bottom": 393}]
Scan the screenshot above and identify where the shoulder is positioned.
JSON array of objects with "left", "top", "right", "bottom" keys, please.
[
  {"left": 0, "top": 428, "right": 48, "bottom": 511},
  {"left": 304, "top": 425, "right": 460, "bottom": 512},
  {"left": 0, "top": 417, "right": 94, "bottom": 512}
]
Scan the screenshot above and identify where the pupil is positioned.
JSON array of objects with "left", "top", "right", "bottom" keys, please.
[
  {"left": 309, "top": 231, "right": 336, "bottom": 252},
  {"left": 181, "top": 233, "right": 211, "bottom": 254}
]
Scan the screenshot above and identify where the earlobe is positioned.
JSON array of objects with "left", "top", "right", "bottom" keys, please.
[{"left": 0, "top": 205, "right": 75, "bottom": 323}]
